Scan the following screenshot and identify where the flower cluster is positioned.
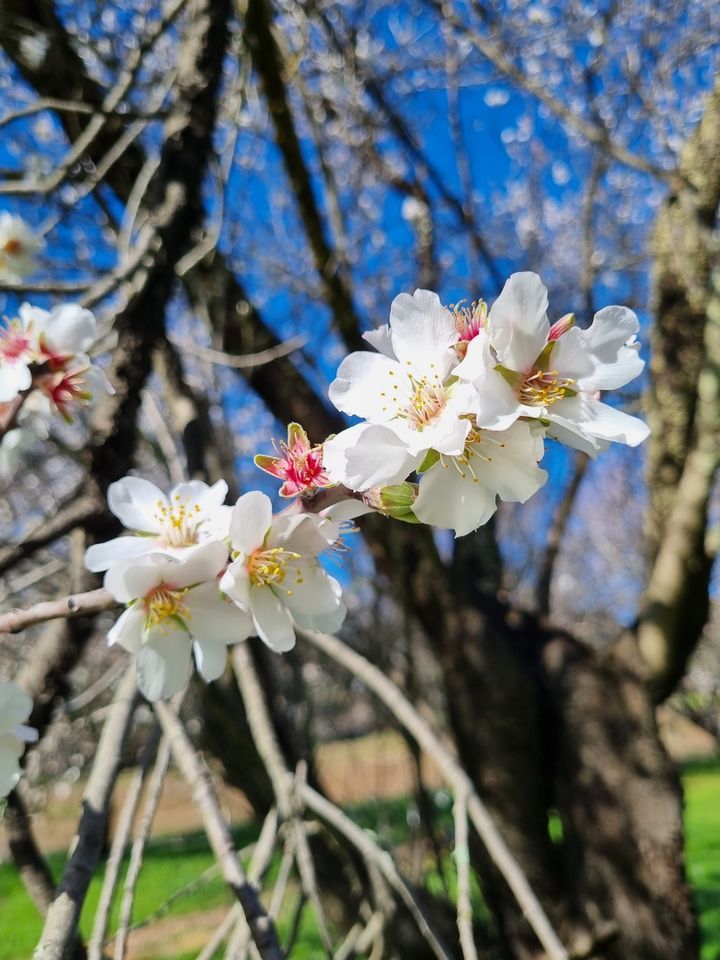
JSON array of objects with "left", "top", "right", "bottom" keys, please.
[
  {"left": 323, "top": 273, "right": 648, "bottom": 536},
  {"left": 0, "top": 682, "right": 37, "bottom": 798},
  {"left": 87, "top": 479, "right": 351, "bottom": 700},
  {"left": 0, "top": 302, "right": 113, "bottom": 416},
  {"left": 92, "top": 270, "right": 649, "bottom": 700}
]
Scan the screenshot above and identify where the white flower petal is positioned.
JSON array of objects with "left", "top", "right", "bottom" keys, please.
[
  {"left": 546, "top": 421, "right": 608, "bottom": 458},
  {"left": 300, "top": 601, "right": 347, "bottom": 634},
  {"left": 79, "top": 363, "right": 114, "bottom": 399},
  {"left": 414, "top": 462, "right": 498, "bottom": 537},
  {"left": 43, "top": 304, "right": 97, "bottom": 354},
  {"left": 202, "top": 504, "right": 233, "bottom": 541},
  {"left": 282, "top": 563, "right": 342, "bottom": 619},
  {"left": 0, "top": 362, "right": 32, "bottom": 402},
  {"left": 464, "top": 423, "right": 548, "bottom": 503},
  {"left": 220, "top": 560, "right": 252, "bottom": 609},
  {"left": 329, "top": 351, "right": 402, "bottom": 421},
  {"left": 270, "top": 512, "right": 331, "bottom": 557},
  {"left": 0, "top": 736, "right": 24, "bottom": 797},
  {"left": 108, "top": 477, "right": 166, "bottom": 533},
  {"left": 362, "top": 324, "right": 396, "bottom": 359},
  {"left": 107, "top": 604, "right": 147, "bottom": 652},
  {"left": 575, "top": 306, "right": 644, "bottom": 390},
  {"left": 85, "top": 535, "right": 159, "bottom": 573},
  {"left": 170, "top": 479, "right": 228, "bottom": 513},
  {"left": 250, "top": 587, "right": 296, "bottom": 652},
  {"left": 167, "top": 540, "right": 229, "bottom": 589},
  {"left": 389, "top": 289, "right": 458, "bottom": 374},
  {"left": 551, "top": 395, "right": 649, "bottom": 447},
  {"left": 187, "top": 582, "right": 253, "bottom": 645},
  {"left": 548, "top": 328, "right": 595, "bottom": 382},
  {"left": 104, "top": 555, "right": 167, "bottom": 603},
  {"left": 324, "top": 423, "right": 421, "bottom": 491},
  {"left": 136, "top": 632, "right": 193, "bottom": 701},
  {"left": 396, "top": 405, "right": 470, "bottom": 457},
  {"left": 229, "top": 491, "right": 272, "bottom": 554},
  {"left": 193, "top": 639, "right": 229, "bottom": 682},
  {"left": 489, "top": 272, "right": 549, "bottom": 372}
]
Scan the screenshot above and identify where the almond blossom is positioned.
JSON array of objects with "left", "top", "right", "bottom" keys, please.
[
  {"left": 0, "top": 302, "right": 113, "bottom": 410},
  {"left": 455, "top": 272, "right": 649, "bottom": 456},
  {"left": 85, "top": 477, "right": 232, "bottom": 573},
  {"left": 0, "top": 213, "right": 42, "bottom": 282},
  {"left": 412, "top": 421, "right": 548, "bottom": 536},
  {"left": 104, "top": 542, "right": 252, "bottom": 700},
  {"left": 329, "top": 289, "right": 476, "bottom": 458},
  {"left": 0, "top": 682, "right": 38, "bottom": 797},
  {"left": 220, "top": 491, "right": 346, "bottom": 653}
]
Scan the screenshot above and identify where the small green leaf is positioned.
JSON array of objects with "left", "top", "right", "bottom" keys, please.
[{"left": 417, "top": 448, "right": 441, "bottom": 473}]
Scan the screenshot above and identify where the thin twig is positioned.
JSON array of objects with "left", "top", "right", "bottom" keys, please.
[
  {"left": 88, "top": 724, "right": 162, "bottom": 960},
  {"left": 301, "top": 629, "right": 570, "bottom": 960},
  {"left": 453, "top": 792, "right": 478, "bottom": 960},
  {"left": 168, "top": 334, "right": 307, "bottom": 369},
  {"left": 114, "top": 734, "right": 172, "bottom": 960},
  {"left": 232, "top": 644, "right": 334, "bottom": 955},
  {"left": 152, "top": 700, "right": 285, "bottom": 960},
  {"left": 33, "top": 669, "right": 139, "bottom": 960},
  {"left": 300, "top": 783, "right": 452, "bottom": 960}
]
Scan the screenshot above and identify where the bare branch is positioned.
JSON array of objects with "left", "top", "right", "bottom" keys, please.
[
  {"left": 301, "top": 629, "right": 570, "bottom": 960},
  {"left": 33, "top": 669, "right": 139, "bottom": 960},
  {"left": 168, "top": 334, "right": 307, "bottom": 370},
  {"left": 0, "top": 588, "right": 116, "bottom": 635},
  {"left": 152, "top": 699, "right": 285, "bottom": 960},
  {"left": 114, "top": 734, "right": 173, "bottom": 960},
  {"left": 88, "top": 724, "right": 162, "bottom": 960},
  {"left": 536, "top": 453, "right": 589, "bottom": 617}
]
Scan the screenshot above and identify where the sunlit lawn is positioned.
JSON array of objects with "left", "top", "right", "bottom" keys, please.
[{"left": 1, "top": 760, "right": 718, "bottom": 960}]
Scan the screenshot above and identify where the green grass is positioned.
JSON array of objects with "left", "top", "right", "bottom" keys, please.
[
  {"left": 1, "top": 762, "right": 718, "bottom": 959},
  {"left": 684, "top": 759, "right": 720, "bottom": 960}
]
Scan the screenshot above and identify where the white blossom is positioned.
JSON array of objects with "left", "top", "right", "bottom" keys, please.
[
  {"left": 329, "top": 289, "right": 475, "bottom": 458},
  {"left": 0, "top": 682, "right": 37, "bottom": 797},
  {"left": 0, "top": 213, "right": 42, "bottom": 282},
  {"left": 456, "top": 272, "right": 649, "bottom": 455},
  {"left": 104, "top": 541, "right": 251, "bottom": 701},
  {"left": 412, "top": 421, "right": 548, "bottom": 536},
  {"left": 221, "top": 491, "right": 346, "bottom": 653},
  {"left": 0, "top": 302, "right": 113, "bottom": 410},
  {"left": 85, "top": 477, "right": 232, "bottom": 573}
]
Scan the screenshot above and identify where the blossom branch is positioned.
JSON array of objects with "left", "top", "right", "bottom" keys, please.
[{"left": 0, "top": 588, "right": 117, "bottom": 635}]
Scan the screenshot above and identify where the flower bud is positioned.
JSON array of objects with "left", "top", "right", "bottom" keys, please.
[
  {"left": 547, "top": 313, "right": 575, "bottom": 341},
  {"left": 378, "top": 482, "right": 421, "bottom": 523}
]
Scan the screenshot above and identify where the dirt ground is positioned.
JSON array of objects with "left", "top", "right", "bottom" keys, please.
[
  {"left": 2, "top": 712, "right": 713, "bottom": 859},
  {"left": 1, "top": 730, "right": 444, "bottom": 859}
]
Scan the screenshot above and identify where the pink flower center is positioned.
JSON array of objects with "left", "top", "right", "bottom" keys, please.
[
  {"left": 38, "top": 369, "right": 91, "bottom": 416},
  {"left": 0, "top": 327, "right": 32, "bottom": 363},
  {"left": 452, "top": 301, "right": 487, "bottom": 344}
]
